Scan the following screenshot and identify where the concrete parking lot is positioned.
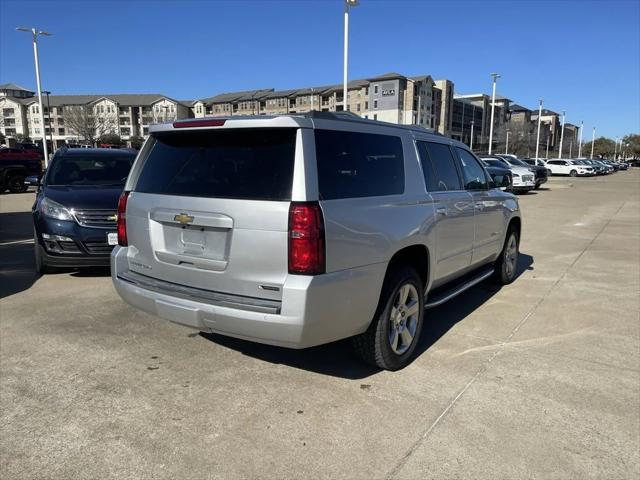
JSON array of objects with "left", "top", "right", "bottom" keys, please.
[{"left": 1, "top": 171, "right": 639, "bottom": 479}]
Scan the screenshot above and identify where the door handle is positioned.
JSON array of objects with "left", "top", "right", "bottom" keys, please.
[{"left": 436, "top": 206, "right": 447, "bottom": 216}]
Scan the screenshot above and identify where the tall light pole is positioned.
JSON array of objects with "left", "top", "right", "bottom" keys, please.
[
  {"left": 505, "top": 129, "right": 510, "bottom": 154},
  {"left": 614, "top": 136, "right": 619, "bottom": 160},
  {"left": 16, "top": 26, "right": 52, "bottom": 167},
  {"left": 546, "top": 134, "right": 550, "bottom": 159},
  {"left": 488, "top": 72, "right": 500, "bottom": 155},
  {"left": 569, "top": 141, "right": 573, "bottom": 158},
  {"left": 343, "top": 0, "right": 359, "bottom": 113},
  {"left": 590, "top": 127, "right": 596, "bottom": 159},
  {"left": 42, "top": 90, "right": 53, "bottom": 151},
  {"left": 557, "top": 110, "right": 566, "bottom": 159},
  {"left": 535, "top": 99, "right": 543, "bottom": 159},
  {"left": 470, "top": 120, "right": 475, "bottom": 150},
  {"left": 577, "top": 120, "right": 583, "bottom": 158}
]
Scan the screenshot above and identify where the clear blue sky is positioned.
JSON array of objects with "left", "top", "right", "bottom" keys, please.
[{"left": 1, "top": 0, "right": 638, "bottom": 139}]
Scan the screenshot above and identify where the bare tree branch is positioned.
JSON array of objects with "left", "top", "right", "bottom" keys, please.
[{"left": 64, "top": 105, "right": 117, "bottom": 146}]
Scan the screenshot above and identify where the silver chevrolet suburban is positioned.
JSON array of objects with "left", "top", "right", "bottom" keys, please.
[{"left": 112, "top": 112, "right": 521, "bottom": 370}]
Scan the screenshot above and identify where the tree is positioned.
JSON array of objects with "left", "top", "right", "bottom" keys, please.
[
  {"left": 621, "top": 134, "right": 640, "bottom": 158},
  {"left": 64, "top": 105, "right": 116, "bottom": 146},
  {"left": 129, "top": 135, "right": 144, "bottom": 150},
  {"left": 582, "top": 137, "right": 616, "bottom": 158},
  {"left": 98, "top": 133, "right": 123, "bottom": 146},
  {"left": 494, "top": 121, "right": 536, "bottom": 158}
]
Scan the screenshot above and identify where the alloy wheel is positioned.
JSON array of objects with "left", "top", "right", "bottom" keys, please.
[{"left": 388, "top": 283, "right": 420, "bottom": 355}]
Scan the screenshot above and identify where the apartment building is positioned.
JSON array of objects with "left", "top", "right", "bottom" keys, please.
[
  {"left": 0, "top": 83, "right": 33, "bottom": 138},
  {"left": 0, "top": 84, "right": 191, "bottom": 148},
  {"left": 190, "top": 72, "right": 442, "bottom": 130}
]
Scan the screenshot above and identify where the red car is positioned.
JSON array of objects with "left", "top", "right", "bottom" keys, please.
[{"left": 0, "top": 148, "right": 43, "bottom": 193}]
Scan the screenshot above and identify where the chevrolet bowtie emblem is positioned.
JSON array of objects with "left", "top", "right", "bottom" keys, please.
[{"left": 174, "top": 213, "right": 194, "bottom": 224}]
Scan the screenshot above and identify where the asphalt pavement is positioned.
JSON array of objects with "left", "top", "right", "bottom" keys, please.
[{"left": 1, "top": 171, "right": 639, "bottom": 479}]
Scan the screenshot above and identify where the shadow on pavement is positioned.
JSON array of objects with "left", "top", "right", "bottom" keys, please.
[
  {"left": 0, "top": 211, "right": 39, "bottom": 299},
  {"left": 200, "top": 253, "right": 534, "bottom": 379}
]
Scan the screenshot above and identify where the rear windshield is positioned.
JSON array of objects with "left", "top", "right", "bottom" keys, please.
[
  {"left": 46, "top": 154, "right": 135, "bottom": 186},
  {"left": 135, "top": 128, "right": 296, "bottom": 200}
]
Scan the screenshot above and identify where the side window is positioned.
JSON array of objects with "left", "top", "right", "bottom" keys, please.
[
  {"left": 415, "top": 142, "right": 437, "bottom": 191},
  {"left": 418, "top": 141, "right": 462, "bottom": 192},
  {"left": 456, "top": 147, "right": 488, "bottom": 190},
  {"left": 315, "top": 130, "right": 404, "bottom": 200}
]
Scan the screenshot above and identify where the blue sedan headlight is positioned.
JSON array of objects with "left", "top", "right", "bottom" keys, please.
[{"left": 40, "top": 197, "right": 74, "bottom": 221}]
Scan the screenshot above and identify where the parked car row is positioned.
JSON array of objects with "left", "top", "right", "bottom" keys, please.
[{"left": 543, "top": 158, "right": 628, "bottom": 177}]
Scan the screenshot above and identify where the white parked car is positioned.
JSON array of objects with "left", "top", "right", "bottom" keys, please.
[
  {"left": 481, "top": 157, "right": 535, "bottom": 193},
  {"left": 546, "top": 159, "right": 595, "bottom": 177}
]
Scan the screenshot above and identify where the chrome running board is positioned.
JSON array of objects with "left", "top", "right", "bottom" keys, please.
[{"left": 425, "top": 268, "right": 494, "bottom": 309}]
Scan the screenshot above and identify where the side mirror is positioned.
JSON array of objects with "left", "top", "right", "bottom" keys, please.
[
  {"left": 489, "top": 173, "right": 511, "bottom": 190},
  {"left": 25, "top": 175, "right": 41, "bottom": 187}
]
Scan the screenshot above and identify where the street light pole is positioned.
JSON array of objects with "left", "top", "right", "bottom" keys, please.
[
  {"left": 546, "top": 134, "right": 550, "bottom": 159},
  {"left": 569, "top": 141, "right": 573, "bottom": 158},
  {"left": 343, "top": 0, "right": 359, "bottom": 114},
  {"left": 614, "top": 136, "right": 618, "bottom": 160},
  {"left": 535, "top": 99, "right": 543, "bottom": 159},
  {"left": 42, "top": 90, "right": 53, "bottom": 151},
  {"left": 505, "top": 130, "right": 510, "bottom": 154},
  {"left": 577, "top": 120, "right": 583, "bottom": 158},
  {"left": 17, "top": 26, "right": 52, "bottom": 167},
  {"left": 488, "top": 72, "right": 500, "bottom": 155},
  {"left": 470, "top": 120, "right": 475, "bottom": 151},
  {"left": 590, "top": 127, "right": 596, "bottom": 159},
  {"left": 557, "top": 110, "right": 566, "bottom": 159}
]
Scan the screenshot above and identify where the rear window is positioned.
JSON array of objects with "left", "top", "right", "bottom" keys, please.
[
  {"left": 315, "top": 130, "right": 404, "bottom": 200},
  {"left": 134, "top": 128, "right": 296, "bottom": 200}
]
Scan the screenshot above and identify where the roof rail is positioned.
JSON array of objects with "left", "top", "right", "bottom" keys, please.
[{"left": 298, "top": 110, "right": 439, "bottom": 135}]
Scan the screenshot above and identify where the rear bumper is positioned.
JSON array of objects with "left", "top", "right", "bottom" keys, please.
[{"left": 111, "top": 246, "right": 386, "bottom": 349}]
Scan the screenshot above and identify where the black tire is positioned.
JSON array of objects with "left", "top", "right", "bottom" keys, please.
[
  {"left": 493, "top": 227, "right": 519, "bottom": 285},
  {"left": 34, "top": 240, "right": 55, "bottom": 275},
  {"left": 352, "top": 266, "right": 424, "bottom": 371},
  {"left": 569, "top": 169, "right": 577, "bottom": 177},
  {"left": 7, "top": 174, "right": 28, "bottom": 193}
]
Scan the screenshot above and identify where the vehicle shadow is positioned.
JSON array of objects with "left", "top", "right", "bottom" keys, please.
[
  {"left": 0, "top": 211, "right": 39, "bottom": 299},
  {"left": 200, "top": 253, "right": 534, "bottom": 380}
]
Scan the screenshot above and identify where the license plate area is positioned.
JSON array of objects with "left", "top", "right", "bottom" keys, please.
[
  {"left": 149, "top": 209, "right": 233, "bottom": 272},
  {"left": 107, "top": 232, "right": 118, "bottom": 245}
]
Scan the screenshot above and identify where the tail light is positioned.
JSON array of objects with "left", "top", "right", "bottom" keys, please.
[
  {"left": 117, "top": 191, "right": 130, "bottom": 246},
  {"left": 288, "top": 202, "right": 325, "bottom": 275}
]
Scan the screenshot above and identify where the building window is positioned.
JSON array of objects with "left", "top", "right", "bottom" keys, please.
[
  {"left": 374, "top": 100, "right": 378, "bottom": 109},
  {"left": 357, "top": 104, "right": 361, "bottom": 112},
  {"left": 374, "top": 85, "right": 379, "bottom": 94},
  {"left": 373, "top": 114, "right": 377, "bottom": 121},
  {"left": 58, "top": 128, "right": 65, "bottom": 135}
]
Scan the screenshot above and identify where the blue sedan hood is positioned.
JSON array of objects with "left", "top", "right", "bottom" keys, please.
[{"left": 42, "top": 185, "right": 123, "bottom": 210}]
